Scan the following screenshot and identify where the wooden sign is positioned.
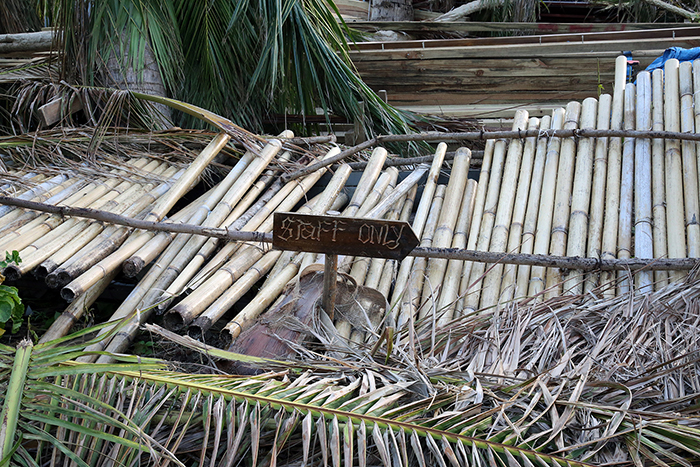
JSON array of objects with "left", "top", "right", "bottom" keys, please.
[{"left": 273, "top": 212, "right": 419, "bottom": 261}]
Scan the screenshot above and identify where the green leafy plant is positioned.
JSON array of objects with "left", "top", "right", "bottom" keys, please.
[{"left": 0, "top": 250, "right": 23, "bottom": 336}]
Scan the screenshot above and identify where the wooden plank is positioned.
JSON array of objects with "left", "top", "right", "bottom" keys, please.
[
  {"left": 345, "top": 21, "right": 696, "bottom": 34},
  {"left": 396, "top": 103, "right": 566, "bottom": 118},
  {"left": 350, "top": 26, "right": 700, "bottom": 51},
  {"left": 348, "top": 37, "right": 700, "bottom": 60},
  {"left": 379, "top": 90, "right": 600, "bottom": 106}
]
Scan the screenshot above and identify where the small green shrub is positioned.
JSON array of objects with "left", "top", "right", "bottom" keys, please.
[{"left": 0, "top": 250, "right": 24, "bottom": 336}]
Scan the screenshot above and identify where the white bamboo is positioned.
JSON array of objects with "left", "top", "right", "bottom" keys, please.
[
  {"left": 480, "top": 110, "right": 529, "bottom": 310},
  {"left": 664, "top": 59, "right": 687, "bottom": 283},
  {"left": 528, "top": 107, "right": 566, "bottom": 298},
  {"left": 635, "top": 71, "right": 654, "bottom": 293},
  {"left": 545, "top": 101, "right": 581, "bottom": 298},
  {"left": 397, "top": 184, "right": 446, "bottom": 328},
  {"left": 516, "top": 115, "right": 551, "bottom": 298},
  {"left": 564, "top": 97, "right": 598, "bottom": 295},
  {"left": 390, "top": 143, "right": 447, "bottom": 318},
  {"left": 617, "top": 83, "right": 636, "bottom": 295},
  {"left": 584, "top": 93, "right": 612, "bottom": 293},
  {"left": 679, "top": 61, "right": 700, "bottom": 258},
  {"left": 418, "top": 148, "right": 471, "bottom": 317},
  {"left": 599, "top": 55, "right": 628, "bottom": 296},
  {"left": 652, "top": 68, "right": 669, "bottom": 289},
  {"left": 501, "top": 116, "right": 539, "bottom": 303}
]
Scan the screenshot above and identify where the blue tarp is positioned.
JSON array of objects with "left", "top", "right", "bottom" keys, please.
[{"left": 645, "top": 47, "right": 700, "bottom": 72}]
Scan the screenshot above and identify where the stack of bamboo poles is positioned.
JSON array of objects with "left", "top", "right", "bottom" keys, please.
[{"left": 3, "top": 53, "right": 700, "bottom": 355}]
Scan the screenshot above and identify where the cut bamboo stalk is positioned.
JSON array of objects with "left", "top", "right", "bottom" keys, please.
[
  {"left": 0, "top": 179, "right": 88, "bottom": 236},
  {"left": 190, "top": 249, "right": 284, "bottom": 338},
  {"left": 584, "top": 93, "right": 613, "bottom": 293},
  {"left": 455, "top": 139, "right": 495, "bottom": 315},
  {"left": 122, "top": 148, "right": 259, "bottom": 277},
  {"left": 663, "top": 59, "right": 687, "bottom": 283},
  {"left": 344, "top": 147, "right": 389, "bottom": 217},
  {"left": 142, "top": 132, "right": 231, "bottom": 223},
  {"left": 516, "top": 114, "right": 551, "bottom": 298},
  {"left": 166, "top": 150, "right": 294, "bottom": 296},
  {"left": 635, "top": 71, "right": 654, "bottom": 293},
  {"left": 528, "top": 107, "right": 566, "bottom": 298},
  {"left": 374, "top": 185, "right": 418, "bottom": 298},
  {"left": 45, "top": 167, "right": 185, "bottom": 287},
  {"left": 181, "top": 147, "right": 343, "bottom": 295},
  {"left": 679, "top": 61, "right": 700, "bottom": 258},
  {"left": 60, "top": 186, "right": 214, "bottom": 302},
  {"left": 397, "top": 184, "right": 445, "bottom": 328},
  {"left": 435, "top": 178, "right": 477, "bottom": 325},
  {"left": 617, "top": 83, "right": 636, "bottom": 295},
  {"left": 479, "top": 110, "right": 529, "bottom": 310},
  {"left": 419, "top": 147, "right": 472, "bottom": 318},
  {"left": 600, "top": 56, "right": 628, "bottom": 296},
  {"left": 221, "top": 257, "right": 302, "bottom": 345},
  {"left": 652, "top": 68, "right": 669, "bottom": 289},
  {"left": 349, "top": 168, "right": 399, "bottom": 283},
  {"left": 0, "top": 173, "right": 68, "bottom": 218},
  {"left": 390, "top": 143, "right": 447, "bottom": 319},
  {"left": 463, "top": 114, "right": 522, "bottom": 312},
  {"left": 563, "top": 97, "right": 598, "bottom": 295},
  {"left": 545, "top": 101, "right": 581, "bottom": 298},
  {"left": 500, "top": 116, "right": 540, "bottom": 303},
  {"left": 365, "top": 190, "right": 408, "bottom": 290},
  {"left": 36, "top": 164, "right": 178, "bottom": 279},
  {"left": 365, "top": 163, "right": 430, "bottom": 219},
  {"left": 39, "top": 269, "right": 120, "bottom": 344},
  {"left": 165, "top": 156, "right": 345, "bottom": 329}
]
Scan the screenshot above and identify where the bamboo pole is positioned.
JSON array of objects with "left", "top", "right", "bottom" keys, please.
[
  {"left": 0, "top": 173, "right": 68, "bottom": 218},
  {"left": 584, "top": 93, "right": 613, "bottom": 293},
  {"left": 563, "top": 97, "right": 598, "bottom": 295},
  {"left": 679, "top": 61, "right": 700, "bottom": 258},
  {"left": 528, "top": 107, "right": 566, "bottom": 298},
  {"left": 516, "top": 115, "right": 551, "bottom": 298},
  {"left": 652, "top": 68, "right": 669, "bottom": 289},
  {"left": 617, "top": 84, "right": 636, "bottom": 295},
  {"left": 635, "top": 71, "right": 654, "bottom": 293},
  {"left": 60, "top": 186, "right": 215, "bottom": 302},
  {"left": 500, "top": 116, "right": 540, "bottom": 303},
  {"left": 479, "top": 110, "right": 529, "bottom": 309},
  {"left": 664, "top": 59, "right": 687, "bottom": 283},
  {"left": 45, "top": 167, "right": 185, "bottom": 288},
  {"left": 419, "top": 147, "right": 472, "bottom": 318},
  {"left": 397, "top": 184, "right": 446, "bottom": 328},
  {"left": 344, "top": 147, "right": 389, "bottom": 217},
  {"left": 462, "top": 120, "right": 513, "bottom": 312},
  {"left": 545, "top": 101, "right": 582, "bottom": 298},
  {"left": 390, "top": 143, "right": 447, "bottom": 320},
  {"left": 435, "top": 178, "right": 477, "bottom": 325},
  {"left": 456, "top": 139, "right": 495, "bottom": 315},
  {"left": 600, "top": 55, "right": 628, "bottom": 296},
  {"left": 365, "top": 163, "right": 430, "bottom": 219},
  {"left": 142, "top": 132, "right": 231, "bottom": 223}
]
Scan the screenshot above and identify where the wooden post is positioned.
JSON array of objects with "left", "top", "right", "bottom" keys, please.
[
  {"left": 369, "top": 0, "right": 413, "bottom": 21},
  {"left": 323, "top": 254, "right": 338, "bottom": 319}
]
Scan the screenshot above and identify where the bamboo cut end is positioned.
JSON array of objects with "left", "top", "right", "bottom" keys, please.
[{"left": 123, "top": 257, "right": 145, "bottom": 278}]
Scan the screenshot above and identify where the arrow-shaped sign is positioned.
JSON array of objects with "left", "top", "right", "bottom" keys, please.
[{"left": 273, "top": 212, "right": 419, "bottom": 261}]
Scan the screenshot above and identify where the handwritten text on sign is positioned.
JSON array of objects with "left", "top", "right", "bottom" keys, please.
[{"left": 273, "top": 213, "right": 419, "bottom": 261}]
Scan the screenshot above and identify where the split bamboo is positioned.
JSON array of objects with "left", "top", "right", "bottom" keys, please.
[
  {"left": 584, "top": 93, "right": 612, "bottom": 293},
  {"left": 479, "top": 110, "right": 529, "bottom": 310},
  {"left": 500, "top": 116, "right": 540, "bottom": 303},
  {"left": 663, "top": 59, "right": 687, "bottom": 283},
  {"left": 617, "top": 83, "right": 636, "bottom": 295},
  {"left": 635, "top": 71, "right": 654, "bottom": 293},
  {"left": 564, "top": 97, "right": 598, "bottom": 295},
  {"left": 527, "top": 107, "right": 566, "bottom": 298},
  {"left": 652, "top": 68, "right": 669, "bottom": 289},
  {"left": 516, "top": 115, "right": 551, "bottom": 298}
]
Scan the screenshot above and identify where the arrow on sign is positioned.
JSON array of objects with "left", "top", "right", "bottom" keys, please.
[{"left": 273, "top": 212, "right": 419, "bottom": 261}]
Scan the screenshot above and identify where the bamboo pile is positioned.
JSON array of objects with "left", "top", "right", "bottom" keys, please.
[{"left": 3, "top": 54, "right": 700, "bottom": 356}]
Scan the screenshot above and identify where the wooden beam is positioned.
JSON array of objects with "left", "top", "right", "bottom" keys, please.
[{"left": 0, "top": 30, "right": 54, "bottom": 54}]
